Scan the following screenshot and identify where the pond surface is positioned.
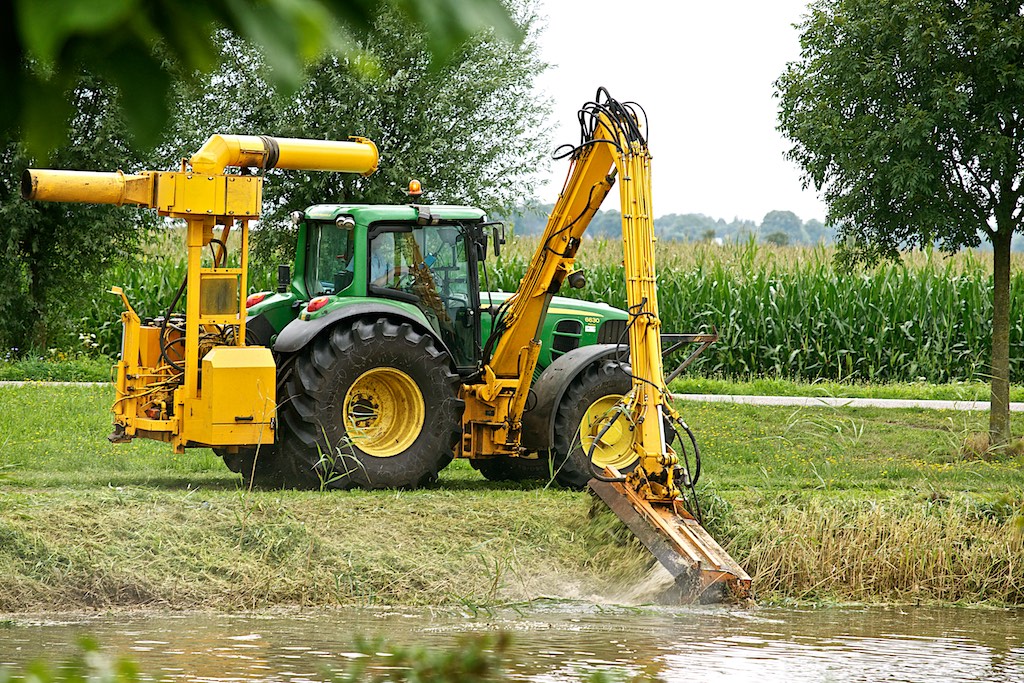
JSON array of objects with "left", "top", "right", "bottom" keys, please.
[{"left": 1, "top": 602, "right": 1022, "bottom": 682}]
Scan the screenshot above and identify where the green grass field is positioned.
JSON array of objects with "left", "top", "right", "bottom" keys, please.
[{"left": 1, "top": 384, "right": 1021, "bottom": 610}]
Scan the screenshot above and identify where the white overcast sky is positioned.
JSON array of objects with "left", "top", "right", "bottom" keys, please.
[{"left": 533, "top": 0, "right": 827, "bottom": 223}]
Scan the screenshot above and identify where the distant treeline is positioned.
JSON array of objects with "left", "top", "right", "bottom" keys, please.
[
  {"left": 499, "top": 204, "right": 1024, "bottom": 251},
  {"left": 498, "top": 205, "right": 832, "bottom": 246}
]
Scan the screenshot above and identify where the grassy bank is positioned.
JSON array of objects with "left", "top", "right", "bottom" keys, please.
[{"left": 1, "top": 385, "right": 1022, "bottom": 610}]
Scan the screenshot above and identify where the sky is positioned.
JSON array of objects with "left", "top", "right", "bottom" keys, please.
[{"left": 533, "top": 0, "right": 827, "bottom": 224}]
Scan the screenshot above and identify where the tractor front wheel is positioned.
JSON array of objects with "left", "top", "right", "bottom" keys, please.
[
  {"left": 277, "top": 317, "right": 463, "bottom": 489},
  {"left": 552, "top": 360, "right": 636, "bottom": 490}
]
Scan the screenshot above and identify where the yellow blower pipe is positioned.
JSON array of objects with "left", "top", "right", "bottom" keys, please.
[
  {"left": 189, "top": 134, "right": 379, "bottom": 176},
  {"left": 20, "top": 169, "right": 155, "bottom": 206}
]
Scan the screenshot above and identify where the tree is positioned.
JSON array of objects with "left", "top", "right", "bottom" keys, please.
[
  {"left": 2, "top": 0, "right": 520, "bottom": 155},
  {"left": 763, "top": 231, "right": 790, "bottom": 247},
  {"left": 1, "top": 2, "right": 532, "bottom": 354},
  {"left": 248, "top": 4, "right": 552, "bottom": 260},
  {"left": 761, "top": 210, "right": 803, "bottom": 241},
  {"left": 0, "top": 76, "right": 151, "bottom": 351},
  {"left": 777, "top": 0, "right": 1024, "bottom": 445},
  {"left": 802, "top": 218, "right": 829, "bottom": 244}
]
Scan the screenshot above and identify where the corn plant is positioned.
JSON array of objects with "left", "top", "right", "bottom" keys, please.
[{"left": 493, "top": 238, "right": 1024, "bottom": 383}]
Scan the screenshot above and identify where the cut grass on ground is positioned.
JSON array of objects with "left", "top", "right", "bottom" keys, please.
[{"left": 0, "top": 384, "right": 1021, "bottom": 610}]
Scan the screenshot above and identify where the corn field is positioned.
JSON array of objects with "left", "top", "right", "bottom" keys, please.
[
  {"left": 492, "top": 238, "right": 1024, "bottom": 383},
  {"left": 84, "top": 234, "right": 1024, "bottom": 383}
]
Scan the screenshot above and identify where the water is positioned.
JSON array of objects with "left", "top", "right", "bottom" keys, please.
[{"left": 1, "top": 603, "right": 1022, "bottom": 682}]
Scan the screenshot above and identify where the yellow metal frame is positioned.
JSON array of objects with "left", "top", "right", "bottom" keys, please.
[
  {"left": 460, "top": 93, "right": 750, "bottom": 597},
  {"left": 24, "top": 134, "right": 380, "bottom": 453}
]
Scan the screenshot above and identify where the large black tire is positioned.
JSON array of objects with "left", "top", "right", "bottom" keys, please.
[
  {"left": 277, "top": 316, "right": 463, "bottom": 489},
  {"left": 552, "top": 360, "right": 636, "bottom": 490},
  {"left": 214, "top": 445, "right": 286, "bottom": 488},
  {"left": 470, "top": 454, "right": 552, "bottom": 482}
]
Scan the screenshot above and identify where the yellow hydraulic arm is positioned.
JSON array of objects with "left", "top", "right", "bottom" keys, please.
[
  {"left": 23, "top": 135, "right": 378, "bottom": 453},
  {"left": 463, "top": 90, "right": 674, "bottom": 479},
  {"left": 464, "top": 89, "right": 750, "bottom": 601}
]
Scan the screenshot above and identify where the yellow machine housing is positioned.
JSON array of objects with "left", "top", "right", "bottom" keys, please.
[
  {"left": 193, "top": 346, "right": 277, "bottom": 445},
  {"left": 25, "top": 134, "right": 380, "bottom": 453}
]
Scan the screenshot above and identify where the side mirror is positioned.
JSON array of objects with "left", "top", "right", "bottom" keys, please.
[
  {"left": 477, "top": 221, "right": 505, "bottom": 260},
  {"left": 492, "top": 224, "right": 506, "bottom": 258}
]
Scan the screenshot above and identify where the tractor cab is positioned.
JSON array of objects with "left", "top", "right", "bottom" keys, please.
[{"left": 288, "top": 204, "right": 490, "bottom": 376}]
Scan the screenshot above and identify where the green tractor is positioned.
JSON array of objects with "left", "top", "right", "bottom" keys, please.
[
  {"left": 24, "top": 113, "right": 747, "bottom": 599},
  {"left": 237, "top": 201, "right": 631, "bottom": 488}
]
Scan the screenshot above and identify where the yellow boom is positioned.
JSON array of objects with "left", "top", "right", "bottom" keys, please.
[{"left": 463, "top": 88, "right": 751, "bottom": 600}]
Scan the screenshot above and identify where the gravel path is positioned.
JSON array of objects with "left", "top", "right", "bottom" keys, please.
[{"left": 1, "top": 381, "right": 1017, "bottom": 412}]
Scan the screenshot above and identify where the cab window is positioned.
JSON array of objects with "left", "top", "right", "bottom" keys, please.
[{"left": 305, "top": 220, "right": 354, "bottom": 296}]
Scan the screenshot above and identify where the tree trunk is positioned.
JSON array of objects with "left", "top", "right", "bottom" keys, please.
[{"left": 989, "top": 227, "right": 1013, "bottom": 447}]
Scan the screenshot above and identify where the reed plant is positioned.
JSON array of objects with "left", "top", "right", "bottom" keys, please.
[{"left": 730, "top": 493, "right": 1024, "bottom": 604}]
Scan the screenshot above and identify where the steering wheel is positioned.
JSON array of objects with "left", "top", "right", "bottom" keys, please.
[{"left": 373, "top": 266, "right": 414, "bottom": 288}]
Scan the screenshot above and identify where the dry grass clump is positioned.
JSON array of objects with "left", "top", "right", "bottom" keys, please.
[
  {"left": 958, "top": 432, "right": 1024, "bottom": 461},
  {"left": 735, "top": 495, "right": 1024, "bottom": 604}
]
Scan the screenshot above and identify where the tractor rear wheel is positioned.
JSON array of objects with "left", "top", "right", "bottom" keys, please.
[
  {"left": 552, "top": 360, "right": 636, "bottom": 490},
  {"left": 215, "top": 445, "right": 285, "bottom": 488},
  {"left": 471, "top": 454, "right": 552, "bottom": 482},
  {"left": 277, "top": 317, "right": 463, "bottom": 489}
]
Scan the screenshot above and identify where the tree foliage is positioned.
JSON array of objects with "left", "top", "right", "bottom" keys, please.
[
  {"left": 0, "top": 77, "right": 151, "bottom": 351},
  {"left": 761, "top": 210, "right": 804, "bottom": 242},
  {"left": 778, "top": 0, "right": 1023, "bottom": 260},
  {"left": 3, "top": 0, "right": 520, "bottom": 156},
  {"left": 501, "top": 204, "right": 832, "bottom": 245},
  {"left": 0, "top": 3, "right": 546, "bottom": 353},
  {"left": 166, "top": 6, "right": 550, "bottom": 261},
  {"left": 777, "top": 0, "right": 1024, "bottom": 443},
  {"left": 763, "top": 231, "right": 791, "bottom": 247}
]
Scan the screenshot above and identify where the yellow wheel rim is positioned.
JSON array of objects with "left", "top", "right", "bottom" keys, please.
[
  {"left": 579, "top": 394, "right": 637, "bottom": 470},
  {"left": 343, "top": 367, "right": 424, "bottom": 457}
]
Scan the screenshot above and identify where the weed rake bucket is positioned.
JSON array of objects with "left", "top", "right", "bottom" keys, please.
[{"left": 590, "top": 475, "right": 752, "bottom": 604}]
